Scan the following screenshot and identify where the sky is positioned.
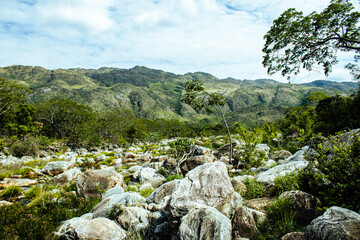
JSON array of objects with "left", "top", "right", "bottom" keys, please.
[{"left": 0, "top": 0, "right": 357, "bottom": 83}]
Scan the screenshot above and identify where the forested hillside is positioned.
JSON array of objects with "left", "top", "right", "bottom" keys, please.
[{"left": 0, "top": 65, "right": 357, "bottom": 128}]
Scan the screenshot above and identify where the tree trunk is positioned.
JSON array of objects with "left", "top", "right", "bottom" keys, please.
[{"left": 218, "top": 104, "right": 233, "bottom": 163}]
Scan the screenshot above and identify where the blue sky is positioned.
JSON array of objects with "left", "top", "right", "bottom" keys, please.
[{"left": 0, "top": 0, "right": 356, "bottom": 83}]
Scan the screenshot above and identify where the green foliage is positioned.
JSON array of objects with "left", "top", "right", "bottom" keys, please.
[
  {"left": 24, "top": 185, "right": 43, "bottom": 200},
  {"left": 243, "top": 178, "right": 268, "bottom": 199},
  {"left": 0, "top": 192, "right": 100, "bottom": 240},
  {"left": 167, "top": 138, "right": 192, "bottom": 159},
  {"left": 0, "top": 185, "right": 23, "bottom": 199},
  {"left": 300, "top": 132, "right": 360, "bottom": 211},
  {"left": 165, "top": 174, "right": 183, "bottom": 183},
  {"left": 10, "top": 135, "right": 39, "bottom": 157},
  {"left": 252, "top": 197, "right": 301, "bottom": 240},
  {"left": 263, "top": 0, "right": 360, "bottom": 80},
  {"left": 272, "top": 172, "right": 300, "bottom": 196},
  {"left": 139, "top": 188, "right": 154, "bottom": 198},
  {"left": 234, "top": 123, "right": 265, "bottom": 168},
  {"left": 107, "top": 204, "right": 124, "bottom": 220}
]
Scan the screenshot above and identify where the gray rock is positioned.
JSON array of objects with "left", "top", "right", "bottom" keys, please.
[
  {"left": 146, "top": 179, "right": 181, "bottom": 204},
  {"left": 256, "top": 144, "right": 270, "bottom": 155},
  {"left": 57, "top": 217, "right": 126, "bottom": 240},
  {"left": 180, "top": 155, "right": 216, "bottom": 175},
  {"left": 190, "top": 145, "right": 212, "bottom": 156},
  {"left": 179, "top": 206, "right": 232, "bottom": 240},
  {"left": 75, "top": 168, "right": 124, "bottom": 199},
  {"left": 95, "top": 154, "right": 107, "bottom": 162},
  {"left": 139, "top": 167, "right": 165, "bottom": 188},
  {"left": 91, "top": 192, "right": 145, "bottom": 218},
  {"left": 170, "top": 162, "right": 242, "bottom": 218},
  {"left": 281, "top": 232, "right": 305, "bottom": 240},
  {"left": 52, "top": 168, "right": 82, "bottom": 185},
  {"left": 117, "top": 206, "right": 151, "bottom": 234},
  {"left": 304, "top": 206, "right": 360, "bottom": 240},
  {"left": 102, "top": 186, "right": 125, "bottom": 200},
  {"left": 232, "top": 206, "right": 265, "bottom": 238},
  {"left": 0, "top": 178, "right": 36, "bottom": 188},
  {"left": 41, "top": 161, "right": 74, "bottom": 176}
]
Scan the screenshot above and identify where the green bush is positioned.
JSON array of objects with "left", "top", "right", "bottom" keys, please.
[
  {"left": 167, "top": 138, "right": 192, "bottom": 159},
  {"left": 271, "top": 172, "right": 300, "bottom": 196},
  {"left": 300, "top": 132, "right": 360, "bottom": 211},
  {"left": 10, "top": 135, "right": 39, "bottom": 157},
  {"left": 243, "top": 178, "right": 268, "bottom": 199},
  {"left": 165, "top": 174, "right": 183, "bottom": 183},
  {"left": 140, "top": 188, "right": 154, "bottom": 198},
  {"left": 252, "top": 197, "right": 301, "bottom": 240},
  {"left": 0, "top": 185, "right": 23, "bottom": 199}
]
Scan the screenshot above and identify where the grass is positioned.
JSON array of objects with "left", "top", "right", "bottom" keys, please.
[
  {"left": 0, "top": 185, "right": 23, "bottom": 199},
  {"left": 243, "top": 178, "right": 268, "bottom": 200},
  {"left": 139, "top": 188, "right": 154, "bottom": 198}
]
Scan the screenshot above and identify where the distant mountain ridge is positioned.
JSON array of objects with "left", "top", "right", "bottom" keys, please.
[{"left": 0, "top": 65, "right": 358, "bottom": 127}]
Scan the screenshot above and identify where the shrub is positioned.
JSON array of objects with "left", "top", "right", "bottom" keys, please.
[
  {"left": 299, "top": 132, "right": 360, "bottom": 211},
  {"left": 10, "top": 135, "right": 39, "bottom": 157},
  {"left": 24, "top": 185, "right": 42, "bottom": 200},
  {"left": 165, "top": 174, "right": 183, "bottom": 183},
  {"left": 243, "top": 178, "right": 268, "bottom": 199},
  {"left": 0, "top": 185, "right": 23, "bottom": 199},
  {"left": 167, "top": 138, "right": 192, "bottom": 159},
  {"left": 251, "top": 197, "right": 301, "bottom": 240},
  {"left": 271, "top": 172, "right": 300, "bottom": 196},
  {"left": 140, "top": 188, "right": 154, "bottom": 198}
]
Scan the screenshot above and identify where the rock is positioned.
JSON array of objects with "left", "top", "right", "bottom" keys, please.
[
  {"left": 284, "top": 146, "right": 309, "bottom": 163},
  {"left": 139, "top": 182, "right": 153, "bottom": 192},
  {"left": 281, "top": 232, "right": 305, "bottom": 240},
  {"left": 0, "top": 200, "right": 12, "bottom": 206},
  {"left": 57, "top": 217, "right": 126, "bottom": 240},
  {"left": 213, "top": 142, "right": 237, "bottom": 159},
  {"left": 280, "top": 190, "right": 321, "bottom": 225},
  {"left": 190, "top": 145, "right": 212, "bottom": 156},
  {"left": 117, "top": 206, "right": 151, "bottom": 234},
  {"left": 232, "top": 206, "right": 265, "bottom": 238},
  {"left": 52, "top": 168, "right": 82, "bottom": 185},
  {"left": 255, "top": 160, "right": 308, "bottom": 185},
  {"left": 270, "top": 150, "right": 292, "bottom": 161},
  {"left": 139, "top": 167, "right": 165, "bottom": 188},
  {"left": 231, "top": 178, "right": 247, "bottom": 195},
  {"left": 62, "top": 152, "right": 78, "bottom": 162},
  {"left": 146, "top": 179, "right": 182, "bottom": 205},
  {"left": 244, "top": 197, "right": 276, "bottom": 213},
  {"left": 304, "top": 206, "right": 360, "bottom": 240},
  {"left": 102, "top": 186, "right": 125, "bottom": 200},
  {"left": 41, "top": 161, "right": 74, "bottom": 176},
  {"left": 170, "top": 162, "right": 242, "bottom": 219},
  {"left": 256, "top": 144, "right": 270, "bottom": 155},
  {"left": 136, "top": 154, "right": 151, "bottom": 162},
  {"left": 91, "top": 192, "right": 145, "bottom": 218},
  {"left": 0, "top": 178, "right": 36, "bottom": 188},
  {"left": 179, "top": 206, "right": 232, "bottom": 240},
  {"left": 95, "top": 154, "right": 107, "bottom": 163},
  {"left": 75, "top": 168, "right": 124, "bottom": 199},
  {"left": 180, "top": 155, "right": 216, "bottom": 175}
]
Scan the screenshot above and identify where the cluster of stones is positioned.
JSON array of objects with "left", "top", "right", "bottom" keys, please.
[{"left": 0, "top": 137, "right": 359, "bottom": 240}]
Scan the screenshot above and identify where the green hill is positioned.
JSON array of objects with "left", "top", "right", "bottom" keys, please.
[{"left": 0, "top": 65, "right": 357, "bottom": 127}]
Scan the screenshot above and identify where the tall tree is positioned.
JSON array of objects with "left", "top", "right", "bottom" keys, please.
[
  {"left": 263, "top": 0, "right": 360, "bottom": 80},
  {"left": 181, "top": 79, "right": 233, "bottom": 162}
]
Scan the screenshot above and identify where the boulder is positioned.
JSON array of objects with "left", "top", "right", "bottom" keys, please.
[
  {"left": 116, "top": 206, "right": 151, "bottom": 234},
  {"left": 281, "top": 232, "right": 305, "bottom": 240},
  {"left": 255, "top": 156, "right": 308, "bottom": 185},
  {"left": 180, "top": 155, "right": 215, "bottom": 175},
  {"left": 170, "top": 162, "right": 242, "bottom": 219},
  {"left": 255, "top": 144, "right": 270, "bottom": 155},
  {"left": 75, "top": 168, "right": 124, "bottom": 199},
  {"left": 280, "top": 190, "right": 321, "bottom": 225},
  {"left": 146, "top": 179, "right": 181, "bottom": 204},
  {"left": 102, "top": 186, "right": 125, "bottom": 200},
  {"left": 91, "top": 192, "right": 145, "bottom": 218},
  {"left": 231, "top": 178, "right": 247, "bottom": 195},
  {"left": 139, "top": 167, "right": 165, "bottom": 188},
  {"left": 179, "top": 206, "right": 232, "bottom": 240},
  {"left": 52, "top": 168, "right": 82, "bottom": 185},
  {"left": 0, "top": 178, "right": 36, "bottom": 188},
  {"left": 95, "top": 154, "right": 107, "bottom": 163},
  {"left": 0, "top": 200, "right": 12, "bottom": 206},
  {"left": 41, "top": 161, "right": 74, "bottom": 176},
  {"left": 304, "top": 206, "right": 360, "bottom": 240},
  {"left": 270, "top": 150, "right": 292, "bottom": 161},
  {"left": 57, "top": 216, "right": 126, "bottom": 240},
  {"left": 232, "top": 206, "right": 265, "bottom": 238},
  {"left": 244, "top": 197, "right": 276, "bottom": 213},
  {"left": 213, "top": 142, "right": 237, "bottom": 159},
  {"left": 190, "top": 145, "right": 212, "bottom": 156}
]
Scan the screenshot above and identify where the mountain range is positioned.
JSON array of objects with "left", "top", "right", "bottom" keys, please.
[{"left": 0, "top": 65, "right": 358, "bottom": 127}]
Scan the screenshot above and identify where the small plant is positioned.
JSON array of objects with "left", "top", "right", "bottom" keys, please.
[
  {"left": 126, "top": 185, "right": 138, "bottom": 192},
  {"left": 165, "top": 174, "right": 183, "bottom": 183},
  {"left": 251, "top": 197, "right": 302, "bottom": 240},
  {"left": 140, "top": 188, "right": 154, "bottom": 198},
  {"left": 10, "top": 135, "right": 39, "bottom": 157},
  {"left": 271, "top": 172, "right": 300, "bottom": 196},
  {"left": 107, "top": 203, "right": 124, "bottom": 220},
  {"left": 243, "top": 178, "right": 268, "bottom": 199},
  {"left": 167, "top": 138, "right": 192, "bottom": 159},
  {"left": 24, "top": 185, "right": 43, "bottom": 200},
  {"left": 0, "top": 185, "right": 23, "bottom": 199}
]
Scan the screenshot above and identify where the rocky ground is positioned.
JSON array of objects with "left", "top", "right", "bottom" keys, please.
[{"left": 0, "top": 136, "right": 359, "bottom": 240}]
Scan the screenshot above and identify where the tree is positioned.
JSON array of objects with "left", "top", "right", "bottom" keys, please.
[
  {"left": 0, "top": 78, "right": 32, "bottom": 117},
  {"left": 263, "top": 0, "right": 360, "bottom": 80},
  {"left": 181, "top": 79, "right": 234, "bottom": 162}
]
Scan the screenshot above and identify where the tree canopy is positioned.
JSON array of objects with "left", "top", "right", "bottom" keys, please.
[{"left": 263, "top": 0, "right": 360, "bottom": 80}]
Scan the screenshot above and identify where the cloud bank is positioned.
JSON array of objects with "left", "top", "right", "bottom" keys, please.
[{"left": 0, "top": 0, "right": 355, "bottom": 83}]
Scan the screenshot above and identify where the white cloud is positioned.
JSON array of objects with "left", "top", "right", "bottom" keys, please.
[{"left": 0, "top": 0, "right": 358, "bottom": 83}]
